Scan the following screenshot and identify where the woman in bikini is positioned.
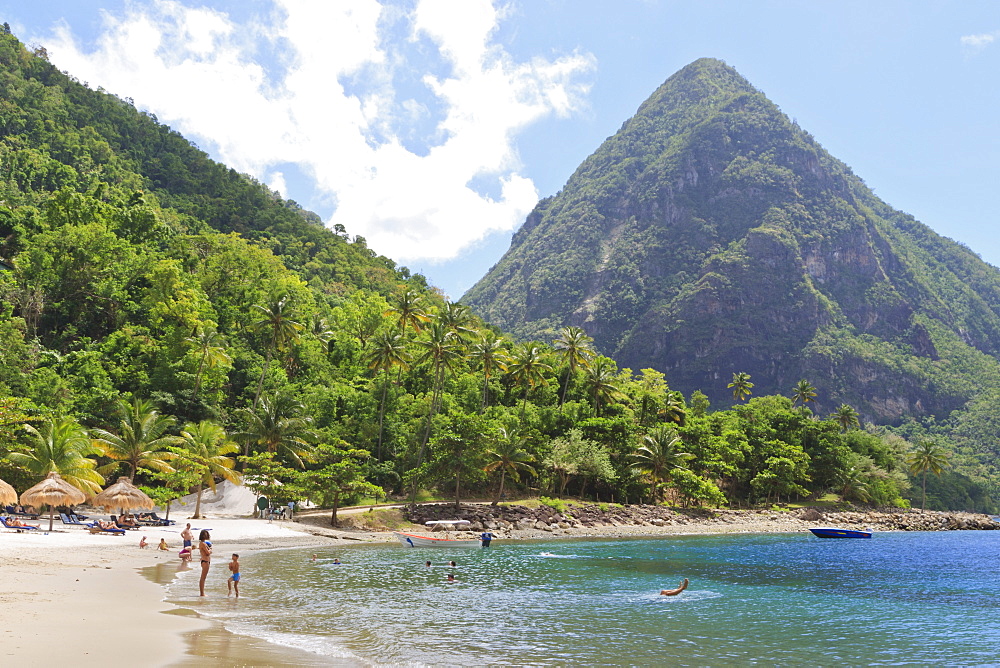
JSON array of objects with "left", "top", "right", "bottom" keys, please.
[{"left": 198, "top": 529, "right": 212, "bottom": 596}]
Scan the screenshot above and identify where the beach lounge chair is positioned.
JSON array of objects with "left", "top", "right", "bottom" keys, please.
[
  {"left": 1, "top": 517, "right": 40, "bottom": 531},
  {"left": 88, "top": 522, "right": 125, "bottom": 536},
  {"left": 147, "top": 512, "right": 175, "bottom": 526},
  {"left": 60, "top": 513, "right": 91, "bottom": 528},
  {"left": 8, "top": 506, "right": 39, "bottom": 519},
  {"left": 110, "top": 515, "right": 139, "bottom": 530}
]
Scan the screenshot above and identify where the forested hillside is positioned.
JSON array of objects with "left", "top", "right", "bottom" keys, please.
[
  {"left": 0, "top": 30, "right": 994, "bottom": 515},
  {"left": 464, "top": 58, "right": 1000, "bottom": 426}
]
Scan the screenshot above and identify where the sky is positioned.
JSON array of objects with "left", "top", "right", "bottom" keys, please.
[{"left": 3, "top": 1, "right": 999, "bottom": 300}]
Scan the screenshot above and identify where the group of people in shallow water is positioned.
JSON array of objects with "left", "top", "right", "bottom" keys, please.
[
  {"left": 167, "top": 523, "right": 240, "bottom": 597},
  {"left": 306, "top": 550, "right": 686, "bottom": 592}
]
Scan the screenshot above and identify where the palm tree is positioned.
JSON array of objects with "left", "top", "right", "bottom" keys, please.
[
  {"left": 249, "top": 295, "right": 304, "bottom": 407},
  {"left": 363, "top": 332, "right": 409, "bottom": 460},
  {"left": 631, "top": 426, "right": 694, "bottom": 503},
  {"left": 413, "top": 321, "right": 465, "bottom": 469},
  {"left": 836, "top": 466, "right": 872, "bottom": 505},
  {"left": 91, "top": 398, "right": 177, "bottom": 481},
  {"left": 10, "top": 415, "right": 104, "bottom": 495},
  {"left": 309, "top": 313, "right": 335, "bottom": 352},
  {"left": 173, "top": 421, "right": 240, "bottom": 519},
  {"left": 506, "top": 344, "right": 552, "bottom": 421},
  {"left": 553, "top": 326, "right": 594, "bottom": 408},
  {"left": 386, "top": 289, "right": 430, "bottom": 384},
  {"left": 583, "top": 357, "right": 625, "bottom": 417},
  {"left": 790, "top": 379, "right": 817, "bottom": 408},
  {"left": 234, "top": 393, "right": 316, "bottom": 468},
  {"left": 659, "top": 391, "right": 687, "bottom": 426},
  {"left": 907, "top": 439, "right": 950, "bottom": 512},
  {"left": 728, "top": 372, "right": 754, "bottom": 402},
  {"left": 483, "top": 428, "right": 536, "bottom": 505},
  {"left": 185, "top": 326, "right": 232, "bottom": 400},
  {"left": 469, "top": 331, "right": 510, "bottom": 411},
  {"left": 831, "top": 404, "right": 860, "bottom": 432},
  {"left": 440, "top": 302, "right": 477, "bottom": 342}
]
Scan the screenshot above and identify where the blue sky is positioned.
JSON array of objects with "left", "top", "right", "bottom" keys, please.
[{"left": 4, "top": 1, "right": 999, "bottom": 300}]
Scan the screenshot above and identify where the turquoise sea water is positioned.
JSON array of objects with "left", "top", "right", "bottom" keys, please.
[{"left": 167, "top": 531, "right": 1000, "bottom": 666}]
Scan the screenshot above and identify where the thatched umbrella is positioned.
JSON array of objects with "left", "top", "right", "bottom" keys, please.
[
  {"left": 92, "top": 477, "right": 155, "bottom": 515},
  {"left": 0, "top": 478, "right": 17, "bottom": 506},
  {"left": 20, "top": 472, "right": 87, "bottom": 531}
]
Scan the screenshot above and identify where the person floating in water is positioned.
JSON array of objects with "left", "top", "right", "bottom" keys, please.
[
  {"left": 425, "top": 561, "right": 432, "bottom": 567},
  {"left": 333, "top": 558, "right": 342, "bottom": 564},
  {"left": 446, "top": 573, "right": 457, "bottom": 583},
  {"left": 660, "top": 579, "right": 689, "bottom": 596},
  {"left": 449, "top": 560, "right": 456, "bottom": 567}
]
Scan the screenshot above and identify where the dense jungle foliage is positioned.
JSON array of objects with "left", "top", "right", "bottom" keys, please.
[{"left": 0, "top": 31, "right": 994, "bottom": 516}]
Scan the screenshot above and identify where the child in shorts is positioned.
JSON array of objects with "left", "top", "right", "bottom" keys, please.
[{"left": 227, "top": 553, "right": 240, "bottom": 597}]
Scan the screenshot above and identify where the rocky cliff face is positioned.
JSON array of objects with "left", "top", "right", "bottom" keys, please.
[{"left": 463, "top": 58, "right": 1000, "bottom": 420}]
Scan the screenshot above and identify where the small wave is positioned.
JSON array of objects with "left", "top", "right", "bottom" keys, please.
[{"left": 223, "top": 621, "right": 372, "bottom": 666}]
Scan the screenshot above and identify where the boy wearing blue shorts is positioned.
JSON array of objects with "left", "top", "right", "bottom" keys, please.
[{"left": 228, "top": 554, "right": 240, "bottom": 597}]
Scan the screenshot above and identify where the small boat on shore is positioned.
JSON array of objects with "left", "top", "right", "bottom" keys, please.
[
  {"left": 809, "top": 527, "right": 872, "bottom": 539},
  {"left": 392, "top": 531, "right": 481, "bottom": 548}
]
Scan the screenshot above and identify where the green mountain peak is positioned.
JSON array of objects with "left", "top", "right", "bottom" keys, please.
[{"left": 465, "top": 59, "right": 1000, "bottom": 421}]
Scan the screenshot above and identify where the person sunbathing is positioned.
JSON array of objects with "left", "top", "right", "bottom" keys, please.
[
  {"left": 5, "top": 517, "right": 38, "bottom": 528},
  {"left": 117, "top": 515, "right": 138, "bottom": 528},
  {"left": 97, "top": 519, "right": 119, "bottom": 531}
]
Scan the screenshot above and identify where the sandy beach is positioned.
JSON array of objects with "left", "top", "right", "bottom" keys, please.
[
  {"left": 3, "top": 502, "right": 994, "bottom": 666},
  {"left": 0, "top": 515, "right": 337, "bottom": 667}
]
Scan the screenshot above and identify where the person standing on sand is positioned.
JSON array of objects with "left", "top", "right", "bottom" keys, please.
[
  {"left": 198, "top": 529, "right": 212, "bottom": 596},
  {"left": 181, "top": 523, "right": 193, "bottom": 550},
  {"left": 227, "top": 554, "right": 240, "bottom": 597}
]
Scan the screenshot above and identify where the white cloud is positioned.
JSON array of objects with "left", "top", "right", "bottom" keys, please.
[
  {"left": 960, "top": 31, "right": 999, "bottom": 50},
  {"left": 39, "top": 0, "right": 595, "bottom": 262}
]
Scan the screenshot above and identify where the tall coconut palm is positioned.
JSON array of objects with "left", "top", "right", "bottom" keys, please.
[
  {"left": 234, "top": 393, "right": 316, "bottom": 468},
  {"left": 469, "top": 331, "right": 510, "bottom": 411},
  {"left": 906, "top": 439, "right": 950, "bottom": 512},
  {"left": 506, "top": 344, "right": 553, "bottom": 421},
  {"left": 553, "top": 326, "right": 594, "bottom": 408},
  {"left": 173, "top": 421, "right": 241, "bottom": 519},
  {"left": 413, "top": 321, "right": 465, "bottom": 468},
  {"left": 440, "top": 302, "right": 477, "bottom": 342},
  {"left": 484, "top": 428, "right": 536, "bottom": 505},
  {"left": 631, "top": 427, "right": 694, "bottom": 503},
  {"left": 386, "top": 289, "right": 430, "bottom": 383},
  {"left": 728, "top": 372, "right": 754, "bottom": 402},
  {"left": 10, "top": 415, "right": 104, "bottom": 495},
  {"left": 363, "top": 332, "right": 409, "bottom": 460},
  {"left": 831, "top": 404, "right": 860, "bottom": 432},
  {"left": 91, "top": 398, "right": 177, "bottom": 481},
  {"left": 185, "top": 326, "right": 232, "bottom": 400},
  {"left": 249, "top": 295, "right": 304, "bottom": 407},
  {"left": 583, "top": 357, "right": 625, "bottom": 417},
  {"left": 790, "top": 379, "right": 818, "bottom": 408}
]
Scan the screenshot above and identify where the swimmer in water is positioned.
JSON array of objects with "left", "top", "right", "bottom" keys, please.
[{"left": 660, "top": 578, "right": 689, "bottom": 596}]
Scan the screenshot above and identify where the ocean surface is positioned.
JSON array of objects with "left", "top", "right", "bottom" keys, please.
[{"left": 165, "top": 531, "right": 1000, "bottom": 666}]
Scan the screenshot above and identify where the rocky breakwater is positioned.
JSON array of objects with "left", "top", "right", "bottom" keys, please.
[{"left": 404, "top": 503, "right": 999, "bottom": 538}]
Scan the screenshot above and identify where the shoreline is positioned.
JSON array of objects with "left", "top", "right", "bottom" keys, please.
[{"left": 5, "top": 507, "right": 995, "bottom": 666}]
